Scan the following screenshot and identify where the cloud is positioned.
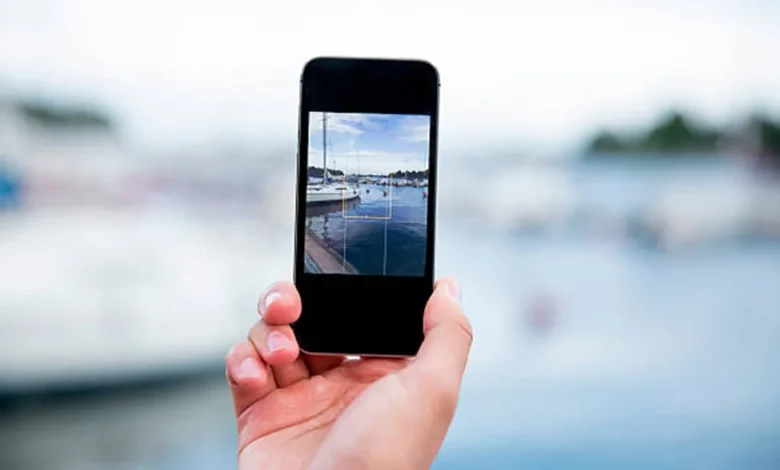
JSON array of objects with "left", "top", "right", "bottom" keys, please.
[
  {"left": 325, "top": 113, "right": 363, "bottom": 134},
  {"left": 399, "top": 115, "right": 431, "bottom": 143},
  {"left": 307, "top": 113, "right": 429, "bottom": 174},
  {"left": 309, "top": 112, "right": 385, "bottom": 136},
  {"left": 307, "top": 147, "right": 426, "bottom": 175}
]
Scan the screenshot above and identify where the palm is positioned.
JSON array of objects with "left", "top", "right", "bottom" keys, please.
[
  {"left": 227, "top": 280, "right": 471, "bottom": 470},
  {"left": 237, "top": 358, "right": 406, "bottom": 470}
]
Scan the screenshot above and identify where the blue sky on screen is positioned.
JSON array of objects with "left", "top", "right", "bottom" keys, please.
[{"left": 308, "top": 112, "right": 429, "bottom": 175}]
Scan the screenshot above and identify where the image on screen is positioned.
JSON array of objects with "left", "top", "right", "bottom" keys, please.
[{"left": 303, "top": 111, "right": 430, "bottom": 276}]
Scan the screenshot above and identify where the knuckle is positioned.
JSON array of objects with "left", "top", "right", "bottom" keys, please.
[
  {"left": 453, "top": 314, "right": 474, "bottom": 345},
  {"left": 248, "top": 320, "right": 267, "bottom": 337},
  {"left": 247, "top": 321, "right": 268, "bottom": 348}
]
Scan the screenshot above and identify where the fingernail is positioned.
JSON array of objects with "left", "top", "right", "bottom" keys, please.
[
  {"left": 267, "top": 331, "right": 292, "bottom": 352},
  {"left": 259, "top": 291, "right": 282, "bottom": 316},
  {"left": 443, "top": 280, "right": 461, "bottom": 302},
  {"left": 236, "top": 357, "right": 264, "bottom": 380}
]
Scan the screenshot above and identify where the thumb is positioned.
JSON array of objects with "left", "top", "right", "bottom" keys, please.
[{"left": 403, "top": 277, "right": 473, "bottom": 394}]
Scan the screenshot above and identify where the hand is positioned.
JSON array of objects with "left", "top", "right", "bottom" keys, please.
[{"left": 225, "top": 278, "right": 473, "bottom": 470}]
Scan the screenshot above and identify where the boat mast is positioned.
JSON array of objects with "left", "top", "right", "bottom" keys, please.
[{"left": 322, "top": 112, "right": 328, "bottom": 183}]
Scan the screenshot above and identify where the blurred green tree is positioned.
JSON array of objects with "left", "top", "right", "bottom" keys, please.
[
  {"left": 17, "top": 101, "right": 113, "bottom": 130},
  {"left": 587, "top": 131, "right": 628, "bottom": 152}
]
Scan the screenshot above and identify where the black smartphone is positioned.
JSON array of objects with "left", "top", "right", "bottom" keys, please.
[{"left": 292, "top": 57, "right": 439, "bottom": 357}]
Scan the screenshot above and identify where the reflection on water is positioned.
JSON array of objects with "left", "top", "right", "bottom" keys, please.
[
  {"left": 305, "top": 197, "right": 360, "bottom": 218},
  {"left": 306, "top": 184, "right": 429, "bottom": 275}
]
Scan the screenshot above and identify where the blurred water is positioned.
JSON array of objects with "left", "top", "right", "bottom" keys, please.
[
  {"left": 567, "top": 156, "right": 758, "bottom": 220},
  {"left": 435, "top": 226, "right": 780, "bottom": 470},
  {"left": 2, "top": 158, "right": 780, "bottom": 469}
]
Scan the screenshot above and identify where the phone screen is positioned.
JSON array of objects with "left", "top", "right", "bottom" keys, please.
[{"left": 303, "top": 111, "right": 431, "bottom": 277}]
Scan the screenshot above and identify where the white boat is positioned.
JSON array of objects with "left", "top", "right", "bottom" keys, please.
[
  {"left": 307, "top": 182, "right": 360, "bottom": 203},
  {"left": 306, "top": 112, "right": 359, "bottom": 204}
]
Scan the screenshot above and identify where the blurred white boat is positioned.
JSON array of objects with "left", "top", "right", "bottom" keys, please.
[
  {"left": 628, "top": 169, "right": 780, "bottom": 249},
  {"left": 443, "top": 164, "right": 575, "bottom": 231},
  {"left": 0, "top": 208, "right": 288, "bottom": 393}
]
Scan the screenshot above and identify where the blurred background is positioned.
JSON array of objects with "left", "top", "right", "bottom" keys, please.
[{"left": 2, "top": 0, "right": 780, "bottom": 468}]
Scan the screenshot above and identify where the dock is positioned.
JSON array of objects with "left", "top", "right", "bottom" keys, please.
[{"left": 304, "top": 229, "right": 359, "bottom": 274}]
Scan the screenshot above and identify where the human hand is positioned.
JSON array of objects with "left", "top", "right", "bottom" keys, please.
[{"left": 225, "top": 278, "right": 472, "bottom": 470}]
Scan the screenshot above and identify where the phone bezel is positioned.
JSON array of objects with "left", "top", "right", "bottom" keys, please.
[{"left": 292, "top": 57, "right": 439, "bottom": 357}]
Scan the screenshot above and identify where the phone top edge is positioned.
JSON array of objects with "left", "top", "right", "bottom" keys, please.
[{"left": 300, "top": 56, "right": 440, "bottom": 85}]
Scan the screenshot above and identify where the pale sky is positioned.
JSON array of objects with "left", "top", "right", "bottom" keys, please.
[
  {"left": 308, "top": 112, "right": 429, "bottom": 175},
  {"left": 1, "top": 0, "right": 779, "bottom": 155}
]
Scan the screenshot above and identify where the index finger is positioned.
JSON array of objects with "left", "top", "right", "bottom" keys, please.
[{"left": 257, "top": 281, "right": 302, "bottom": 325}]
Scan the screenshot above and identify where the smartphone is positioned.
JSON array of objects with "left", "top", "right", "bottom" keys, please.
[{"left": 292, "top": 57, "right": 439, "bottom": 357}]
